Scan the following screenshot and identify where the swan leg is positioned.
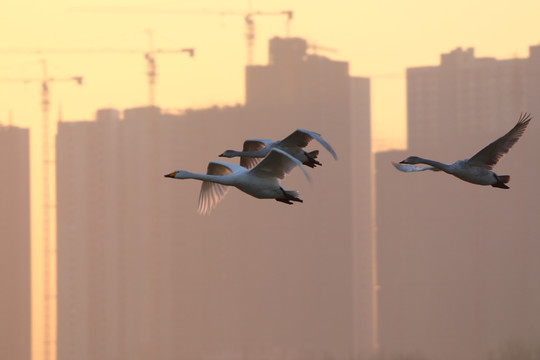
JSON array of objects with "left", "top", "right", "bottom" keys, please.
[
  {"left": 303, "top": 150, "right": 322, "bottom": 168},
  {"left": 276, "top": 187, "right": 303, "bottom": 204},
  {"left": 491, "top": 174, "right": 510, "bottom": 189}
]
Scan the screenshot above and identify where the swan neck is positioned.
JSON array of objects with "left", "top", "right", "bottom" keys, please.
[
  {"left": 416, "top": 158, "right": 451, "bottom": 171},
  {"left": 229, "top": 150, "right": 245, "bottom": 157},
  {"left": 240, "top": 149, "right": 265, "bottom": 157},
  {"left": 180, "top": 171, "right": 233, "bottom": 185}
]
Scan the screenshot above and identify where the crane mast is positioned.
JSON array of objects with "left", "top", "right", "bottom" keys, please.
[
  {"left": 145, "top": 29, "right": 194, "bottom": 106},
  {"left": 0, "top": 60, "right": 83, "bottom": 360},
  {"left": 243, "top": 10, "right": 293, "bottom": 65},
  {"left": 41, "top": 59, "right": 83, "bottom": 360}
]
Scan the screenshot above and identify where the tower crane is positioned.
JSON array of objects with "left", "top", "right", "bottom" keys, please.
[
  {"left": 144, "top": 29, "right": 194, "bottom": 106},
  {"left": 307, "top": 43, "right": 339, "bottom": 55},
  {"left": 167, "top": 9, "right": 292, "bottom": 65},
  {"left": 243, "top": 10, "right": 293, "bottom": 65},
  {"left": 69, "top": 6, "right": 291, "bottom": 66},
  {"left": 0, "top": 30, "right": 195, "bottom": 106},
  {"left": 40, "top": 59, "right": 83, "bottom": 360},
  {"left": 0, "top": 59, "right": 83, "bottom": 360}
]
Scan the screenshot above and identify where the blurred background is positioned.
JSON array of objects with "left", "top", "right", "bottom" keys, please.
[{"left": 1, "top": 1, "right": 540, "bottom": 360}]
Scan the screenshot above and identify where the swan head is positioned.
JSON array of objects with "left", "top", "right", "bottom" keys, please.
[
  {"left": 164, "top": 170, "right": 190, "bottom": 179},
  {"left": 399, "top": 156, "right": 422, "bottom": 165},
  {"left": 219, "top": 150, "right": 237, "bottom": 158}
]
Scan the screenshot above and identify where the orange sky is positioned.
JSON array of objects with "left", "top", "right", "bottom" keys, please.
[
  {"left": 1, "top": 1, "right": 540, "bottom": 359},
  {"left": 3, "top": 0, "right": 540, "bottom": 147}
]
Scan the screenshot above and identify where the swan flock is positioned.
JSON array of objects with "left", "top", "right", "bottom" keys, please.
[
  {"left": 165, "top": 114, "right": 532, "bottom": 214},
  {"left": 165, "top": 129, "right": 337, "bottom": 214}
]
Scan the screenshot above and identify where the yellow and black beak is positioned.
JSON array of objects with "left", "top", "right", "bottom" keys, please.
[{"left": 164, "top": 171, "right": 177, "bottom": 178}]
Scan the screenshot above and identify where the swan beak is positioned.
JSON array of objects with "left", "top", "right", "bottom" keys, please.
[
  {"left": 218, "top": 153, "right": 225, "bottom": 157},
  {"left": 164, "top": 171, "right": 177, "bottom": 178},
  {"left": 399, "top": 160, "right": 407, "bottom": 164}
]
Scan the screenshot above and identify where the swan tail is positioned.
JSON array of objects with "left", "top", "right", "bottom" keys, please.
[
  {"left": 492, "top": 175, "right": 510, "bottom": 189},
  {"left": 303, "top": 150, "right": 322, "bottom": 168},
  {"left": 276, "top": 188, "right": 303, "bottom": 205}
]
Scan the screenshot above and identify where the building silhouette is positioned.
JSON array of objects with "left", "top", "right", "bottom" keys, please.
[
  {"left": 0, "top": 125, "right": 31, "bottom": 360},
  {"left": 56, "top": 37, "right": 373, "bottom": 360},
  {"left": 407, "top": 46, "right": 536, "bottom": 153},
  {"left": 376, "top": 45, "right": 540, "bottom": 360}
]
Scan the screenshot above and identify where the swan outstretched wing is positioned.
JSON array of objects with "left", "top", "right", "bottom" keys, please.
[
  {"left": 243, "top": 139, "right": 272, "bottom": 151},
  {"left": 278, "top": 129, "right": 338, "bottom": 160},
  {"left": 468, "top": 113, "right": 531, "bottom": 169},
  {"left": 392, "top": 161, "right": 439, "bottom": 172},
  {"left": 249, "top": 148, "right": 311, "bottom": 182},
  {"left": 197, "top": 162, "right": 237, "bottom": 215},
  {"left": 240, "top": 139, "right": 273, "bottom": 168}
]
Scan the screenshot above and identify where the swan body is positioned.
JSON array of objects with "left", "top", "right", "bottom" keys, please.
[
  {"left": 219, "top": 128, "right": 337, "bottom": 169},
  {"left": 165, "top": 148, "right": 311, "bottom": 214},
  {"left": 393, "top": 113, "right": 532, "bottom": 189}
]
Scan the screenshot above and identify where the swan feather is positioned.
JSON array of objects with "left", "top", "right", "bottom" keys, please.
[
  {"left": 278, "top": 129, "right": 338, "bottom": 160},
  {"left": 240, "top": 139, "right": 273, "bottom": 168},
  {"left": 467, "top": 112, "right": 531, "bottom": 169},
  {"left": 197, "top": 162, "right": 238, "bottom": 215},
  {"left": 250, "top": 148, "right": 311, "bottom": 182}
]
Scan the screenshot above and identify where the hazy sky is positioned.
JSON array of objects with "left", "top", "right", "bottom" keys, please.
[
  {"left": 2, "top": 1, "right": 540, "bottom": 359},
  {"left": 2, "top": 0, "right": 540, "bottom": 148}
]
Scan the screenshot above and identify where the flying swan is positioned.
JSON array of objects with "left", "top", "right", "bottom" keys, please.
[
  {"left": 219, "top": 128, "right": 338, "bottom": 169},
  {"left": 393, "top": 113, "right": 532, "bottom": 189},
  {"left": 164, "top": 148, "right": 311, "bottom": 214}
]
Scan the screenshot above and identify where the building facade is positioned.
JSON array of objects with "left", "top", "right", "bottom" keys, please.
[
  {"left": 407, "top": 47, "right": 531, "bottom": 153},
  {"left": 0, "top": 125, "right": 31, "bottom": 360}
]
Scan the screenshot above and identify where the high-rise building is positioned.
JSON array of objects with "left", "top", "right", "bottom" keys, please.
[
  {"left": 57, "top": 37, "right": 373, "bottom": 360},
  {"left": 56, "top": 109, "right": 121, "bottom": 360},
  {"left": 407, "top": 47, "right": 529, "bottom": 153},
  {"left": 376, "top": 46, "right": 540, "bottom": 360},
  {"left": 0, "top": 125, "right": 31, "bottom": 360}
]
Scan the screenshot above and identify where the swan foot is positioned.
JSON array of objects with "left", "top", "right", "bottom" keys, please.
[
  {"left": 491, "top": 174, "right": 510, "bottom": 189},
  {"left": 276, "top": 198, "right": 294, "bottom": 205},
  {"left": 276, "top": 187, "right": 303, "bottom": 204},
  {"left": 303, "top": 150, "right": 322, "bottom": 168}
]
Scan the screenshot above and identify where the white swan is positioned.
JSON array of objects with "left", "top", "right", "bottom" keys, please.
[
  {"left": 219, "top": 128, "right": 338, "bottom": 169},
  {"left": 164, "top": 148, "right": 311, "bottom": 214},
  {"left": 393, "top": 113, "right": 532, "bottom": 189}
]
